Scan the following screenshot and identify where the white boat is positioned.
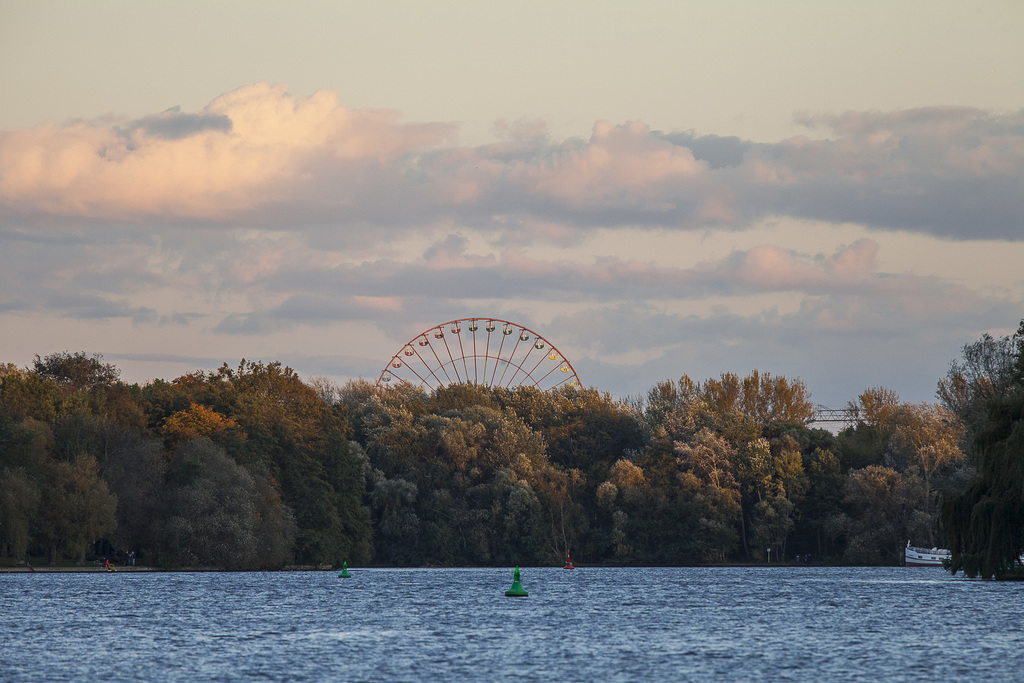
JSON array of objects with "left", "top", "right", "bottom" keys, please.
[{"left": 905, "top": 541, "right": 950, "bottom": 567}]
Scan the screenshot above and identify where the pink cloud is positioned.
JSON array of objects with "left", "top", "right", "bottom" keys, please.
[
  {"left": 0, "top": 83, "right": 455, "bottom": 220},
  {"left": 735, "top": 245, "right": 820, "bottom": 288},
  {"left": 351, "top": 296, "right": 404, "bottom": 312},
  {"left": 825, "top": 238, "right": 878, "bottom": 277},
  {"left": 508, "top": 120, "right": 705, "bottom": 209},
  {"left": 2, "top": 95, "right": 1021, "bottom": 243},
  {"left": 697, "top": 240, "right": 880, "bottom": 292}
]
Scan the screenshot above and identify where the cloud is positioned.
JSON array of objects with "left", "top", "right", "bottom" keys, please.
[
  {"left": 506, "top": 120, "right": 705, "bottom": 210},
  {"left": 0, "top": 83, "right": 456, "bottom": 221},
  {"left": 742, "top": 107, "right": 1024, "bottom": 238},
  {"left": 123, "top": 106, "right": 233, "bottom": 140},
  {"left": 47, "top": 291, "right": 157, "bottom": 323},
  {"left": 196, "top": 233, "right": 992, "bottom": 351},
  {"left": 656, "top": 132, "right": 749, "bottom": 170},
  {"left": 3, "top": 87, "right": 1021, "bottom": 241}
]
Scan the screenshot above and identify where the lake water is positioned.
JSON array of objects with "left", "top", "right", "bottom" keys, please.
[{"left": 2, "top": 566, "right": 1022, "bottom": 681}]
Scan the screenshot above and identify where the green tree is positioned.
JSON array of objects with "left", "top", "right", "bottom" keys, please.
[
  {"left": 941, "top": 321, "right": 1024, "bottom": 578},
  {"left": 102, "top": 436, "right": 168, "bottom": 563},
  {"left": 0, "top": 467, "right": 40, "bottom": 560},
  {"left": 938, "top": 329, "right": 1021, "bottom": 440},
  {"left": 0, "top": 371, "right": 59, "bottom": 422},
  {"left": 160, "top": 440, "right": 296, "bottom": 569},
  {"left": 367, "top": 469, "right": 421, "bottom": 564},
  {"left": 33, "top": 351, "right": 120, "bottom": 393},
  {"left": 39, "top": 453, "right": 118, "bottom": 564},
  {"left": 798, "top": 448, "right": 846, "bottom": 559},
  {"left": 841, "top": 465, "right": 928, "bottom": 565}
]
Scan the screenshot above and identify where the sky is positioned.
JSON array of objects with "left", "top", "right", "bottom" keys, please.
[{"left": 1, "top": 0, "right": 1022, "bottom": 409}]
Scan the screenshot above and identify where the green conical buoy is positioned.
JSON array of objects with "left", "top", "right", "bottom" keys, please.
[
  {"left": 504, "top": 566, "right": 528, "bottom": 597},
  {"left": 339, "top": 561, "right": 351, "bottom": 578}
]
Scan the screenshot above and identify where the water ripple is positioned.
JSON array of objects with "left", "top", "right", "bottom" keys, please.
[{"left": 2, "top": 566, "right": 1023, "bottom": 681}]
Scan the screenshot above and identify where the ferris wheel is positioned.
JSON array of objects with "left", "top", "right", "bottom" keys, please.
[{"left": 376, "top": 317, "right": 581, "bottom": 392}]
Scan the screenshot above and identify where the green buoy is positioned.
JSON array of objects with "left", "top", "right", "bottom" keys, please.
[
  {"left": 504, "top": 566, "right": 528, "bottom": 597},
  {"left": 338, "top": 561, "right": 351, "bottom": 578}
]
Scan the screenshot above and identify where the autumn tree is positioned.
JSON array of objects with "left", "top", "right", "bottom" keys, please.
[
  {"left": 595, "top": 459, "right": 650, "bottom": 561},
  {"left": 837, "top": 387, "right": 902, "bottom": 470},
  {"left": 151, "top": 361, "right": 371, "bottom": 566},
  {"left": 886, "top": 403, "right": 965, "bottom": 522},
  {"left": 161, "top": 402, "right": 246, "bottom": 450},
  {"left": 835, "top": 397, "right": 966, "bottom": 554},
  {"left": 643, "top": 376, "right": 700, "bottom": 427},
  {"left": 673, "top": 427, "right": 742, "bottom": 561},
  {"left": 850, "top": 386, "right": 902, "bottom": 429},
  {"left": 698, "top": 371, "right": 815, "bottom": 425},
  {"left": 735, "top": 435, "right": 806, "bottom": 561}
]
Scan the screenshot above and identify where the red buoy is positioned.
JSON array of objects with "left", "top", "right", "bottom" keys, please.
[{"left": 564, "top": 551, "right": 575, "bottom": 570}]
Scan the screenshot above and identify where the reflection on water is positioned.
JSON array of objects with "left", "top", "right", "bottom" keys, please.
[{"left": 2, "top": 566, "right": 1023, "bottom": 681}]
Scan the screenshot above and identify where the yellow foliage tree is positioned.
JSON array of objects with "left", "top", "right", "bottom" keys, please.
[
  {"left": 691, "top": 371, "right": 815, "bottom": 425},
  {"left": 888, "top": 402, "right": 966, "bottom": 509},
  {"left": 849, "top": 386, "right": 901, "bottom": 430},
  {"left": 162, "top": 403, "right": 245, "bottom": 449}
]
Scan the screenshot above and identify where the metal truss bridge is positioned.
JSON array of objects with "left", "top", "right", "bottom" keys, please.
[{"left": 808, "top": 406, "right": 858, "bottom": 427}]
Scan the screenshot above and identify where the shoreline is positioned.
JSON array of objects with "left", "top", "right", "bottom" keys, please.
[
  {"left": 0, "top": 562, "right": 912, "bottom": 573},
  {"left": 0, "top": 566, "right": 160, "bottom": 573}
]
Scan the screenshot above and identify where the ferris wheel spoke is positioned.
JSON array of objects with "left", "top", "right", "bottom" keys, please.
[
  {"left": 536, "top": 357, "right": 565, "bottom": 385},
  {"left": 503, "top": 327, "right": 543, "bottom": 388},
  {"left": 470, "top": 326, "right": 479, "bottom": 384},
  {"left": 427, "top": 332, "right": 456, "bottom": 385},
  {"left": 551, "top": 375, "right": 575, "bottom": 389},
  {"left": 439, "top": 331, "right": 463, "bottom": 384},
  {"left": 497, "top": 331, "right": 525, "bottom": 388},
  {"left": 491, "top": 327, "right": 509, "bottom": 387},
  {"left": 410, "top": 345, "right": 445, "bottom": 389},
  {"left": 503, "top": 341, "right": 535, "bottom": 388},
  {"left": 400, "top": 357, "right": 434, "bottom": 387},
  {"left": 455, "top": 325, "right": 470, "bottom": 384},
  {"left": 376, "top": 318, "right": 581, "bottom": 393},
  {"left": 523, "top": 357, "right": 546, "bottom": 386},
  {"left": 482, "top": 324, "right": 495, "bottom": 385}
]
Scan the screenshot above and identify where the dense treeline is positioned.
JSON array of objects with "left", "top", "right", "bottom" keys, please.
[
  {"left": 942, "top": 322, "right": 1024, "bottom": 579},
  {"left": 0, "top": 356, "right": 367, "bottom": 569},
  {"left": 0, "top": 339, "right": 994, "bottom": 569}
]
